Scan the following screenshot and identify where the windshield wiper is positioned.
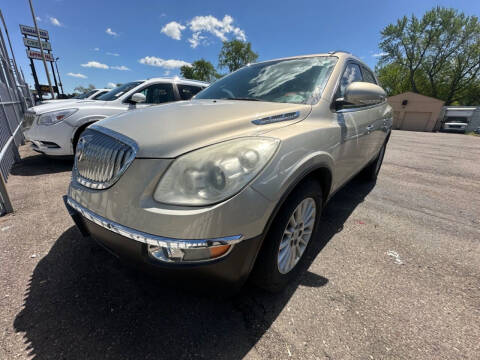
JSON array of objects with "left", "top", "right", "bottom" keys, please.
[{"left": 222, "top": 97, "right": 261, "bottom": 101}]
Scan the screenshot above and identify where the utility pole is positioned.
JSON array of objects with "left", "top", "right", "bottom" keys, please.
[
  {"left": 28, "top": 0, "right": 54, "bottom": 99},
  {"left": 54, "top": 57, "right": 64, "bottom": 94}
]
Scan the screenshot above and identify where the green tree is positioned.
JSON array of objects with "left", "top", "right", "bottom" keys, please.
[
  {"left": 180, "top": 59, "right": 219, "bottom": 82},
  {"left": 218, "top": 40, "right": 258, "bottom": 73},
  {"left": 377, "top": 7, "right": 480, "bottom": 105},
  {"left": 73, "top": 84, "right": 96, "bottom": 94}
]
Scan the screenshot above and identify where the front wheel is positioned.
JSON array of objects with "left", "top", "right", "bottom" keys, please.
[{"left": 252, "top": 180, "right": 322, "bottom": 292}]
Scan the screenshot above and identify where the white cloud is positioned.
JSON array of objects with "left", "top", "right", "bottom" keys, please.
[
  {"left": 372, "top": 52, "right": 388, "bottom": 58},
  {"left": 188, "top": 15, "right": 245, "bottom": 48},
  {"left": 106, "top": 28, "right": 118, "bottom": 36},
  {"left": 161, "top": 21, "right": 186, "bottom": 40},
  {"left": 67, "top": 72, "right": 87, "bottom": 79},
  {"left": 188, "top": 32, "right": 207, "bottom": 48},
  {"left": 81, "top": 61, "right": 109, "bottom": 69},
  {"left": 49, "top": 17, "right": 62, "bottom": 27},
  {"left": 164, "top": 70, "right": 171, "bottom": 76},
  {"left": 36, "top": 16, "right": 41, "bottom": 22},
  {"left": 107, "top": 82, "right": 117, "bottom": 88},
  {"left": 106, "top": 52, "right": 120, "bottom": 56},
  {"left": 111, "top": 65, "right": 130, "bottom": 71},
  {"left": 139, "top": 56, "right": 190, "bottom": 69},
  {"left": 93, "top": 47, "right": 100, "bottom": 51}
]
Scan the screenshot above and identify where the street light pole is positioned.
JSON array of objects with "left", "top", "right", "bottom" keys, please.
[
  {"left": 54, "top": 57, "right": 64, "bottom": 94},
  {"left": 28, "top": 0, "right": 55, "bottom": 99}
]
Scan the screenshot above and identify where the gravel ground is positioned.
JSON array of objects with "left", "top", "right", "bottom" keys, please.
[{"left": 0, "top": 130, "right": 479, "bottom": 360}]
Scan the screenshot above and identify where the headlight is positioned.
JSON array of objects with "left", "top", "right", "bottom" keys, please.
[
  {"left": 154, "top": 137, "right": 280, "bottom": 206},
  {"left": 37, "top": 108, "right": 77, "bottom": 126}
]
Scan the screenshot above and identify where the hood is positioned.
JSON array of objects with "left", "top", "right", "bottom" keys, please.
[
  {"left": 97, "top": 99, "right": 311, "bottom": 158},
  {"left": 30, "top": 100, "right": 103, "bottom": 114}
]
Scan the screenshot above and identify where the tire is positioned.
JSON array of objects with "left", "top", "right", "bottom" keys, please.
[
  {"left": 252, "top": 179, "right": 323, "bottom": 292},
  {"left": 361, "top": 142, "right": 386, "bottom": 182},
  {"left": 72, "top": 123, "right": 94, "bottom": 155}
]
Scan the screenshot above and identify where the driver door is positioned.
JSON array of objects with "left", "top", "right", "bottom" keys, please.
[{"left": 129, "top": 83, "right": 176, "bottom": 109}]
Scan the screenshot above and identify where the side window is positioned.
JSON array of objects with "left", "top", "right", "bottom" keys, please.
[
  {"left": 177, "top": 85, "right": 204, "bottom": 100},
  {"left": 92, "top": 90, "right": 108, "bottom": 99},
  {"left": 336, "top": 63, "right": 363, "bottom": 98},
  {"left": 137, "top": 83, "right": 175, "bottom": 104},
  {"left": 362, "top": 67, "right": 377, "bottom": 84}
]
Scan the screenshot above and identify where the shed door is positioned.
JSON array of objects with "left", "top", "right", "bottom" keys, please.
[{"left": 402, "top": 112, "right": 431, "bottom": 131}]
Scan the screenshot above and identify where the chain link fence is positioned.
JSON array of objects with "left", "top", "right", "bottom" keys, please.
[{"left": 0, "top": 14, "right": 33, "bottom": 215}]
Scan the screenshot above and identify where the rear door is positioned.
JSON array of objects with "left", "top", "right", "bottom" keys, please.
[{"left": 177, "top": 84, "right": 205, "bottom": 100}]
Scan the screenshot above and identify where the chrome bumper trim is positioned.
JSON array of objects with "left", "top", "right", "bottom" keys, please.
[{"left": 66, "top": 197, "right": 243, "bottom": 248}]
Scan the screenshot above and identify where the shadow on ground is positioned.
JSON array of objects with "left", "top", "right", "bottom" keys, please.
[
  {"left": 14, "top": 179, "right": 374, "bottom": 359},
  {"left": 10, "top": 152, "right": 73, "bottom": 176}
]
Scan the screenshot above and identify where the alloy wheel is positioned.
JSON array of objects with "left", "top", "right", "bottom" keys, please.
[{"left": 277, "top": 197, "right": 316, "bottom": 274}]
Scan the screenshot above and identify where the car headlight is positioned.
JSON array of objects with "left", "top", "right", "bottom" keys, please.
[
  {"left": 37, "top": 108, "right": 77, "bottom": 126},
  {"left": 154, "top": 137, "right": 280, "bottom": 206}
]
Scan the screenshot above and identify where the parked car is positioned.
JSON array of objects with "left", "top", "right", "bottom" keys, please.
[
  {"left": 23, "top": 78, "right": 209, "bottom": 156},
  {"left": 442, "top": 118, "right": 468, "bottom": 133},
  {"left": 41, "top": 88, "right": 110, "bottom": 104},
  {"left": 64, "top": 52, "right": 392, "bottom": 292}
]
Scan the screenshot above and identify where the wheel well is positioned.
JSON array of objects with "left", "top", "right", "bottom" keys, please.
[
  {"left": 72, "top": 122, "right": 96, "bottom": 150},
  {"left": 300, "top": 167, "right": 332, "bottom": 207}
]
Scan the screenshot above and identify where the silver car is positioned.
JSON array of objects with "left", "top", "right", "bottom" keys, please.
[{"left": 65, "top": 52, "right": 392, "bottom": 292}]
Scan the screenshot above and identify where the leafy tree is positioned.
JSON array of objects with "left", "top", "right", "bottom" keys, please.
[
  {"left": 180, "top": 59, "right": 219, "bottom": 82},
  {"left": 73, "top": 84, "right": 96, "bottom": 94},
  {"left": 218, "top": 40, "right": 258, "bottom": 72},
  {"left": 377, "top": 7, "right": 480, "bottom": 105}
]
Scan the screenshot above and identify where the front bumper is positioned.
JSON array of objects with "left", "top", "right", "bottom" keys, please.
[
  {"left": 64, "top": 196, "right": 263, "bottom": 288},
  {"left": 24, "top": 120, "right": 75, "bottom": 156}
]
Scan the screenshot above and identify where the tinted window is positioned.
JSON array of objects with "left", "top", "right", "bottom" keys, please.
[
  {"left": 337, "top": 63, "right": 363, "bottom": 98},
  {"left": 97, "top": 81, "right": 143, "bottom": 101},
  {"left": 195, "top": 56, "right": 338, "bottom": 104},
  {"left": 362, "top": 67, "right": 377, "bottom": 84},
  {"left": 178, "top": 85, "right": 204, "bottom": 100},
  {"left": 92, "top": 90, "right": 108, "bottom": 99},
  {"left": 137, "top": 83, "right": 175, "bottom": 104},
  {"left": 75, "top": 90, "right": 97, "bottom": 99}
]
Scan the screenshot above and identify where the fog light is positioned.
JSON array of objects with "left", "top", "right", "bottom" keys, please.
[{"left": 147, "top": 244, "right": 231, "bottom": 263}]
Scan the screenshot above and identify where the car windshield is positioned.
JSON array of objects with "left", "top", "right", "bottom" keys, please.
[
  {"left": 74, "top": 90, "right": 97, "bottom": 99},
  {"left": 195, "top": 56, "right": 338, "bottom": 104},
  {"left": 96, "top": 81, "right": 143, "bottom": 101}
]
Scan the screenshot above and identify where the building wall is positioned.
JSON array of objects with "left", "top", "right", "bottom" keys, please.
[{"left": 387, "top": 92, "right": 444, "bottom": 132}]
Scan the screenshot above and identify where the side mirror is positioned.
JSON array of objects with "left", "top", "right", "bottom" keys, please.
[
  {"left": 130, "top": 92, "right": 146, "bottom": 104},
  {"left": 343, "top": 82, "right": 386, "bottom": 107}
]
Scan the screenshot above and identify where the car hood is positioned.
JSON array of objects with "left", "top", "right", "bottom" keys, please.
[
  {"left": 97, "top": 99, "right": 311, "bottom": 158},
  {"left": 29, "top": 100, "right": 103, "bottom": 114}
]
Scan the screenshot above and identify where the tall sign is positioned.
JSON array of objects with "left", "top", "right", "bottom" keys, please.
[{"left": 20, "top": 23, "right": 61, "bottom": 99}]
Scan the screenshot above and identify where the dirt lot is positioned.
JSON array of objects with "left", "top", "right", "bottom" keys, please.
[{"left": 1, "top": 130, "right": 479, "bottom": 360}]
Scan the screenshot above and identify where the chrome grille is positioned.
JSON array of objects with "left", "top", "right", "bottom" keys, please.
[
  {"left": 22, "top": 111, "right": 36, "bottom": 130},
  {"left": 74, "top": 125, "right": 138, "bottom": 189}
]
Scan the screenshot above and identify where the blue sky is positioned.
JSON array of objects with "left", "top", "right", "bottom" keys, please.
[{"left": 3, "top": 0, "right": 480, "bottom": 93}]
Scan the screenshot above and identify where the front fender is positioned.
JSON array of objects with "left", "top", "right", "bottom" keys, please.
[
  {"left": 251, "top": 145, "right": 335, "bottom": 203},
  {"left": 67, "top": 115, "right": 108, "bottom": 128}
]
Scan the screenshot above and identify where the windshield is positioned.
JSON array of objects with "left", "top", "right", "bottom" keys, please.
[
  {"left": 195, "top": 56, "right": 338, "bottom": 104},
  {"left": 74, "top": 90, "right": 97, "bottom": 99},
  {"left": 96, "top": 81, "right": 143, "bottom": 101}
]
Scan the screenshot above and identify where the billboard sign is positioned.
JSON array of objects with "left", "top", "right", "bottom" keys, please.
[
  {"left": 39, "top": 85, "right": 58, "bottom": 94},
  {"left": 23, "top": 37, "right": 52, "bottom": 51},
  {"left": 26, "top": 49, "right": 54, "bottom": 62},
  {"left": 19, "top": 24, "right": 49, "bottom": 39}
]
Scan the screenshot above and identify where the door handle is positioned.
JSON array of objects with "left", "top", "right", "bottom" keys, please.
[{"left": 366, "top": 125, "right": 374, "bottom": 132}]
